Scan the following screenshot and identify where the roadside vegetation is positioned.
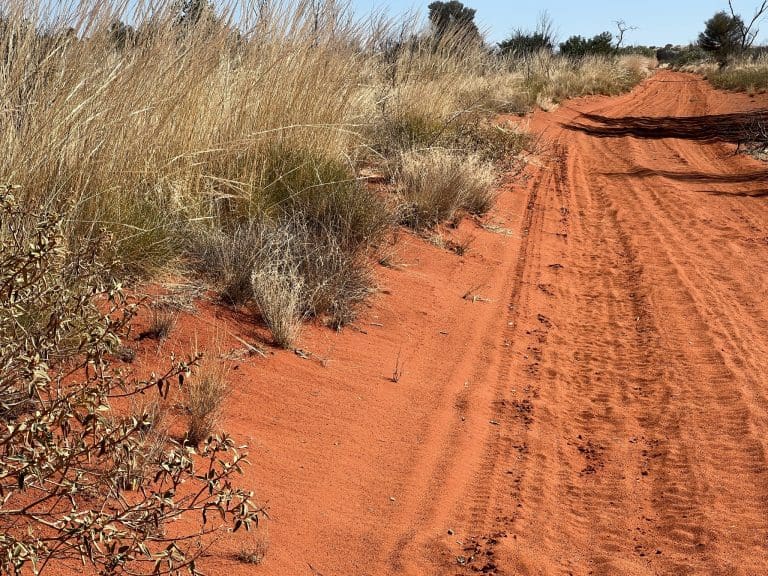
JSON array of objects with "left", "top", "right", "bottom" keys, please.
[
  {"left": 706, "top": 55, "right": 768, "bottom": 92},
  {"left": 0, "top": 188, "right": 263, "bottom": 574},
  {"left": 0, "top": 2, "right": 652, "bottom": 570},
  {"left": 660, "top": 2, "right": 768, "bottom": 94},
  {"left": 0, "top": 0, "right": 653, "bottom": 349}
]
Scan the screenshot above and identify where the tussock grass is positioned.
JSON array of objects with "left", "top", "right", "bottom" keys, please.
[
  {"left": 397, "top": 149, "right": 496, "bottom": 230},
  {"left": 144, "top": 307, "right": 178, "bottom": 341},
  {"left": 236, "top": 528, "right": 270, "bottom": 565},
  {"left": 249, "top": 217, "right": 375, "bottom": 345},
  {"left": 706, "top": 56, "right": 768, "bottom": 92},
  {"left": 185, "top": 359, "right": 229, "bottom": 447},
  {"left": 190, "top": 219, "right": 266, "bottom": 306},
  {"left": 250, "top": 238, "right": 306, "bottom": 349},
  {"left": 2, "top": 1, "right": 371, "bottom": 275}
]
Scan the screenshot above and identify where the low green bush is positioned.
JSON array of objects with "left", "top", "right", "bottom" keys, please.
[{"left": 0, "top": 186, "right": 262, "bottom": 575}]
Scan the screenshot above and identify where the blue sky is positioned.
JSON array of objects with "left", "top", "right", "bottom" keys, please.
[{"left": 354, "top": 0, "right": 768, "bottom": 47}]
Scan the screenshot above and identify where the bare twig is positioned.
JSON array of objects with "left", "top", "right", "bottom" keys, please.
[{"left": 391, "top": 349, "right": 404, "bottom": 383}]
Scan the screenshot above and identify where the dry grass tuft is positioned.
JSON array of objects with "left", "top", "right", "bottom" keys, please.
[
  {"left": 235, "top": 528, "right": 270, "bottom": 566},
  {"left": 397, "top": 149, "right": 496, "bottom": 230},
  {"left": 706, "top": 56, "right": 768, "bottom": 92},
  {"left": 190, "top": 219, "right": 267, "bottom": 306},
  {"left": 185, "top": 360, "right": 229, "bottom": 447},
  {"left": 142, "top": 307, "right": 179, "bottom": 341},
  {"left": 248, "top": 214, "right": 377, "bottom": 345},
  {"left": 250, "top": 252, "right": 305, "bottom": 349}
]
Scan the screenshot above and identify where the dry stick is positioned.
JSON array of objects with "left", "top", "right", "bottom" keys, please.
[
  {"left": 391, "top": 349, "right": 404, "bottom": 383},
  {"left": 231, "top": 334, "right": 267, "bottom": 358}
]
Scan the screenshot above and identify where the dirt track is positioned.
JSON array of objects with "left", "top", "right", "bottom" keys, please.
[{"left": 198, "top": 71, "right": 768, "bottom": 575}]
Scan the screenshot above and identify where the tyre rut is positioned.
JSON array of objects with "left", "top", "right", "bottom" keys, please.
[{"left": 433, "top": 70, "right": 768, "bottom": 576}]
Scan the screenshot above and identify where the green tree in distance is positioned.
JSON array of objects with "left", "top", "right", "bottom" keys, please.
[
  {"left": 498, "top": 12, "right": 556, "bottom": 56},
  {"left": 427, "top": 1, "right": 481, "bottom": 45},
  {"left": 559, "top": 32, "right": 614, "bottom": 58},
  {"left": 699, "top": 11, "right": 744, "bottom": 60},
  {"left": 699, "top": 1, "right": 768, "bottom": 62}
]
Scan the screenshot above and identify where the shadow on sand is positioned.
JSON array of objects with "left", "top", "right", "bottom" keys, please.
[
  {"left": 599, "top": 168, "right": 768, "bottom": 198},
  {"left": 601, "top": 167, "right": 768, "bottom": 185},
  {"left": 703, "top": 189, "right": 768, "bottom": 198},
  {"left": 562, "top": 110, "right": 768, "bottom": 144}
]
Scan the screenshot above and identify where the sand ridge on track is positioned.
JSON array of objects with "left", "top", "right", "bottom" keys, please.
[{"left": 143, "top": 71, "right": 768, "bottom": 575}]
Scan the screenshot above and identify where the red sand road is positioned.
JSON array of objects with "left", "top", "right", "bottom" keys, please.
[{"left": 142, "top": 71, "right": 768, "bottom": 575}]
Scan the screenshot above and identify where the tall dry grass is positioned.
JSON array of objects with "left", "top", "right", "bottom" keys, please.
[
  {"left": 510, "top": 52, "right": 655, "bottom": 108},
  {"left": 0, "top": 0, "right": 650, "bottom": 345},
  {"left": 3, "top": 1, "right": 374, "bottom": 270},
  {"left": 704, "top": 55, "right": 768, "bottom": 92}
]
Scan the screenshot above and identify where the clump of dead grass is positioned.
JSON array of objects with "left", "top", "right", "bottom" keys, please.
[
  {"left": 235, "top": 528, "right": 270, "bottom": 566},
  {"left": 142, "top": 306, "right": 179, "bottom": 341},
  {"left": 185, "top": 360, "right": 229, "bottom": 447},
  {"left": 397, "top": 149, "right": 496, "bottom": 230},
  {"left": 189, "top": 219, "right": 267, "bottom": 306},
  {"left": 250, "top": 244, "right": 305, "bottom": 349},
  {"left": 249, "top": 216, "right": 376, "bottom": 346},
  {"left": 706, "top": 55, "right": 768, "bottom": 92}
]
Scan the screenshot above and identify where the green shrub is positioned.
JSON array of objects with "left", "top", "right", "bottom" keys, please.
[
  {"left": 254, "top": 147, "right": 393, "bottom": 252},
  {"left": 0, "top": 186, "right": 262, "bottom": 575}
]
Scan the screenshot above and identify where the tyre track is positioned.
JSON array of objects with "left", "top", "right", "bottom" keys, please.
[{"left": 440, "top": 70, "right": 768, "bottom": 576}]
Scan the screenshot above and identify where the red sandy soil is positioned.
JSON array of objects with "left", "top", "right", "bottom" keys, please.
[{"left": 132, "top": 70, "right": 768, "bottom": 575}]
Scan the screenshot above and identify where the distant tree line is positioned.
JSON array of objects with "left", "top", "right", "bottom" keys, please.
[
  {"left": 495, "top": 11, "right": 651, "bottom": 58},
  {"left": 7, "top": 0, "right": 768, "bottom": 82},
  {"left": 428, "top": 0, "right": 768, "bottom": 65}
]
